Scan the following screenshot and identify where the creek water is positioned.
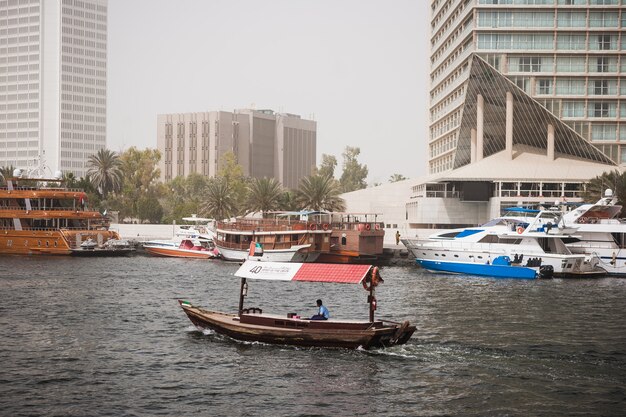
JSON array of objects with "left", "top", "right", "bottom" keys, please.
[{"left": 0, "top": 256, "right": 624, "bottom": 416}]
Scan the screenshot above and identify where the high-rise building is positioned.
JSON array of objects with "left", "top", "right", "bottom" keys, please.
[
  {"left": 157, "top": 109, "right": 316, "bottom": 189},
  {"left": 429, "top": 0, "right": 624, "bottom": 175},
  {"left": 0, "top": 0, "right": 108, "bottom": 178}
]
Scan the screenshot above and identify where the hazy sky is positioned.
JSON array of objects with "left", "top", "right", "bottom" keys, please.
[{"left": 107, "top": 0, "right": 430, "bottom": 184}]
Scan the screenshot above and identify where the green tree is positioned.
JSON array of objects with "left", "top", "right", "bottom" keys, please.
[
  {"left": 389, "top": 173, "right": 407, "bottom": 183},
  {"left": 137, "top": 193, "right": 165, "bottom": 223},
  {"left": 113, "top": 147, "right": 162, "bottom": 221},
  {"left": 217, "top": 151, "right": 248, "bottom": 215},
  {"left": 201, "top": 177, "right": 237, "bottom": 221},
  {"left": 86, "top": 148, "right": 123, "bottom": 198},
  {"left": 162, "top": 173, "right": 210, "bottom": 223},
  {"left": 339, "top": 146, "right": 368, "bottom": 193},
  {"left": 247, "top": 177, "right": 283, "bottom": 215},
  {"left": 583, "top": 169, "right": 626, "bottom": 211},
  {"left": 318, "top": 154, "right": 338, "bottom": 179},
  {"left": 0, "top": 165, "right": 15, "bottom": 186},
  {"left": 296, "top": 174, "right": 346, "bottom": 212},
  {"left": 278, "top": 190, "right": 299, "bottom": 211}
]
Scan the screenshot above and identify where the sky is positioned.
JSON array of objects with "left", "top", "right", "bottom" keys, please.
[{"left": 107, "top": 0, "right": 431, "bottom": 184}]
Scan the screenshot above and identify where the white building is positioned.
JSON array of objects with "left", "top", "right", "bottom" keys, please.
[
  {"left": 344, "top": 0, "right": 625, "bottom": 234},
  {"left": 0, "top": 0, "right": 108, "bottom": 177},
  {"left": 429, "top": 0, "right": 625, "bottom": 175}
]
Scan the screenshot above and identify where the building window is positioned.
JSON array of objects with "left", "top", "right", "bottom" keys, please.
[
  {"left": 518, "top": 57, "right": 542, "bottom": 72},
  {"left": 591, "top": 123, "right": 617, "bottom": 141},
  {"left": 594, "top": 80, "right": 608, "bottom": 95},
  {"left": 562, "top": 101, "right": 585, "bottom": 117},
  {"left": 597, "top": 57, "right": 609, "bottom": 72},
  {"left": 598, "top": 35, "right": 613, "bottom": 51},
  {"left": 537, "top": 79, "right": 552, "bottom": 95},
  {"left": 556, "top": 34, "right": 586, "bottom": 50},
  {"left": 590, "top": 102, "right": 615, "bottom": 118}
]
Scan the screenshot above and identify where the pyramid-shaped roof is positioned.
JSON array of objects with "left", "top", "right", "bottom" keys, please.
[{"left": 453, "top": 55, "right": 615, "bottom": 169}]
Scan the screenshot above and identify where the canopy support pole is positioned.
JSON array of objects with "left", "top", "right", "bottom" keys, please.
[
  {"left": 369, "top": 272, "right": 375, "bottom": 322},
  {"left": 238, "top": 277, "right": 246, "bottom": 316}
]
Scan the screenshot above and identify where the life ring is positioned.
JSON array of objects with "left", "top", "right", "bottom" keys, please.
[
  {"left": 516, "top": 226, "right": 524, "bottom": 234},
  {"left": 322, "top": 223, "right": 329, "bottom": 231},
  {"left": 309, "top": 223, "right": 317, "bottom": 231},
  {"left": 375, "top": 223, "right": 380, "bottom": 230},
  {"left": 362, "top": 266, "right": 381, "bottom": 291},
  {"left": 365, "top": 223, "right": 371, "bottom": 231},
  {"left": 578, "top": 217, "right": 586, "bottom": 224}
]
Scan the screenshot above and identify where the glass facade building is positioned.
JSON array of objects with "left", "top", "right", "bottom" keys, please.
[{"left": 429, "top": 0, "right": 625, "bottom": 174}]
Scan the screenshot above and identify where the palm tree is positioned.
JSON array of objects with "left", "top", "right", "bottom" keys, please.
[
  {"left": 86, "top": 148, "right": 123, "bottom": 198},
  {"left": 389, "top": 173, "right": 407, "bottom": 183},
  {"left": 583, "top": 169, "right": 626, "bottom": 211},
  {"left": 295, "top": 174, "right": 346, "bottom": 212},
  {"left": 201, "top": 178, "right": 237, "bottom": 221},
  {"left": 247, "top": 177, "right": 283, "bottom": 215},
  {"left": 0, "top": 165, "right": 15, "bottom": 186}
]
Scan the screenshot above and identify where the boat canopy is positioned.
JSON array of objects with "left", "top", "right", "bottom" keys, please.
[
  {"left": 181, "top": 216, "right": 213, "bottom": 222},
  {"left": 503, "top": 207, "right": 540, "bottom": 214},
  {"left": 235, "top": 261, "right": 372, "bottom": 284}
]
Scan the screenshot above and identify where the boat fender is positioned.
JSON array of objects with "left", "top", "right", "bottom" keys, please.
[
  {"left": 516, "top": 226, "right": 524, "bottom": 234},
  {"left": 309, "top": 223, "right": 316, "bottom": 231},
  {"left": 322, "top": 223, "right": 329, "bottom": 231}
]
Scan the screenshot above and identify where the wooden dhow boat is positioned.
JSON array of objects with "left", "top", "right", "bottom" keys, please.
[
  {"left": 0, "top": 165, "right": 120, "bottom": 255},
  {"left": 179, "top": 261, "right": 416, "bottom": 349},
  {"left": 214, "top": 211, "right": 385, "bottom": 264},
  {"left": 214, "top": 211, "right": 331, "bottom": 262}
]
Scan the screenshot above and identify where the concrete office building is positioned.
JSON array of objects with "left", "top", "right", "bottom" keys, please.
[
  {"left": 0, "top": 0, "right": 108, "bottom": 178},
  {"left": 157, "top": 109, "right": 316, "bottom": 189}
]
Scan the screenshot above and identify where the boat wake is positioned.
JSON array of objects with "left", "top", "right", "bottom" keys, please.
[{"left": 360, "top": 343, "right": 422, "bottom": 360}]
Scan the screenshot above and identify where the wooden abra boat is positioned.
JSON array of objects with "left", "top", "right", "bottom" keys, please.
[
  {"left": 179, "top": 261, "right": 416, "bottom": 349},
  {"left": 0, "top": 166, "right": 120, "bottom": 255}
]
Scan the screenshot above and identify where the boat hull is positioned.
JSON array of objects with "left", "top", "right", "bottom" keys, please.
[
  {"left": 417, "top": 259, "right": 538, "bottom": 279},
  {"left": 0, "top": 229, "right": 120, "bottom": 256},
  {"left": 143, "top": 245, "right": 215, "bottom": 259},
  {"left": 217, "top": 244, "right": 311, "bottom": 262},
  {"left": 179, "top": 303, "right": 415, "bottom": 349}
]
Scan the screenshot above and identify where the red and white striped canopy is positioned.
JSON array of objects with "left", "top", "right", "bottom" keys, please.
[{"left": 235, "top": 260, "right": 373, "bottom": 284}]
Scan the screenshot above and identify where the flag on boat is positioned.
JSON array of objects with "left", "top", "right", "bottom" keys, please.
[
  {"left": 235, "top": 260, "right": 372, "bottom": 284},
  {"left": 248, "top": 241, "right": 263, "bottom": 257}
]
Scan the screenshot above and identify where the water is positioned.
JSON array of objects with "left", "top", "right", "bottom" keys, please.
[{"left": 0, "top": 257, "right": 624, "bottom": 416}]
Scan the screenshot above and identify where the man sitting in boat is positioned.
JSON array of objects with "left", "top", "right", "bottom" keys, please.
[{"left": 310, "top": 299, "right": 329, "bottom": 320}]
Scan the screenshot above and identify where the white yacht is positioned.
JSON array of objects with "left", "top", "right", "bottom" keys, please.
[
  {"left": 403, "top": 209, "right": 605, "bottom": 278},
  {"left": 560, "top": 190, "right": 626, "bottom": 276}
]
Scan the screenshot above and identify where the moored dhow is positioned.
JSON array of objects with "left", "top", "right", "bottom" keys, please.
[
  {"left": 403, "top": 209, "right": 605, "bottom": 278},
  {"left": 0, "top": 166, "right": 120, "bottom": 255},
  {"left": 214, "top": 211, "right": 385, "bottom": 263},
  {"left": 214, "top": 211, "right": 330, "bottom": 262}
]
